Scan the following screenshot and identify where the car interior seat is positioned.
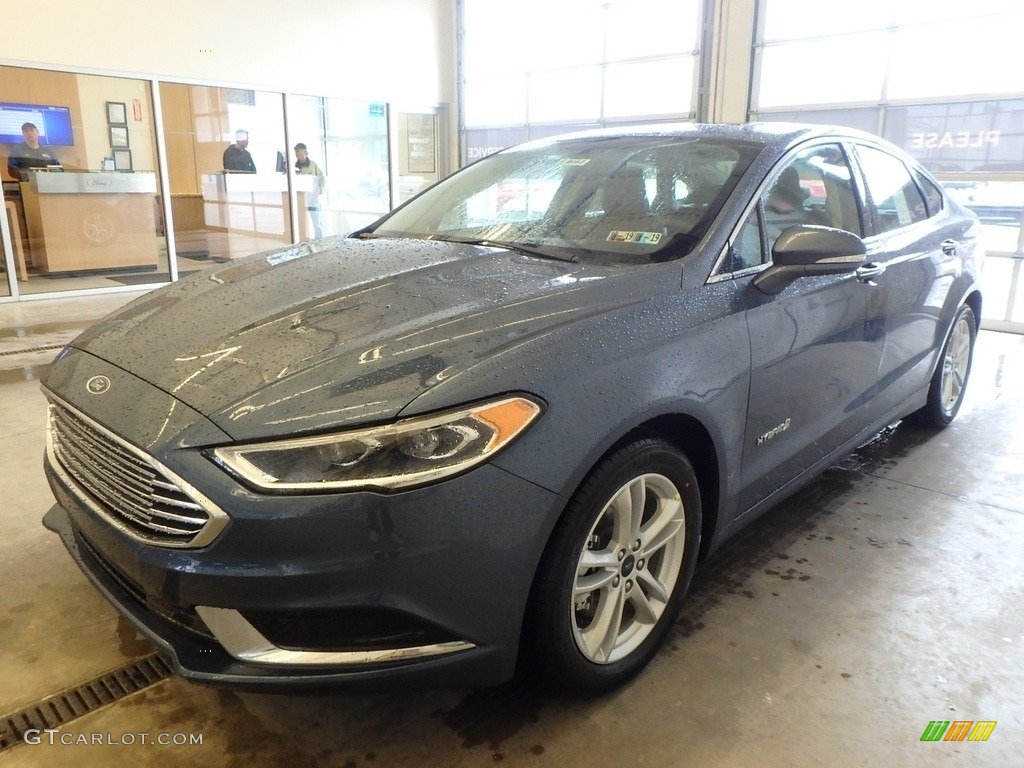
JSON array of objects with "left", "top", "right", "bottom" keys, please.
[{"left": 599, "top": 165, "right": 650, "bottom": 219}]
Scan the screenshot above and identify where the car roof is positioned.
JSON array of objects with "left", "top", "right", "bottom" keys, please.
[{"left": 514, "top": 122, "right": 877, "bottom": 154}]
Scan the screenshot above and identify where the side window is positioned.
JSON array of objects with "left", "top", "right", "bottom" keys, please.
[
  {"left": 727, "top": 207, "right": 765, "bottom": 272},
  {"left": 914, "top": 170, "right": 945, "bottom": 217},
  {"left": 762, "top": 144, "right": 861, "bottom": 252},
  {"left": 856, "top": 145, "right": 929, "bottom": 232}
]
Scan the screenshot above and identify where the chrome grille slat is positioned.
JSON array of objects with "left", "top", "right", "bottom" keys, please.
[
  {"left": 56, "top": 413, "right": 155, "bottom": 492},
  {"left": 137, "top": 520, "right": 198, "bottom": 536},
  {"left": 56, "top": 440, "right": 157, "bottom": 511},
  {"left": 150, "top": 495, "right": 205, "bottom": 513},
  {"left": 55, "top": 406, "right": 152, "bottom": 471},
  {"left": 55, "top": 444, "right": 158, "bottom": 520},
  {"left": 54, "top": 446, "right": 199, "bottom": 537},
  {"left": 145, "top": 504, "right": 207, "bottom": 524},
  {"left": 46, "top": 396, "right": 227, "bottom": 548}
]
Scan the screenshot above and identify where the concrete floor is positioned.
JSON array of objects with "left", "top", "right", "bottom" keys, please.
[{"left": 1, "top": 292, "right": 1021, "bottom": 767}]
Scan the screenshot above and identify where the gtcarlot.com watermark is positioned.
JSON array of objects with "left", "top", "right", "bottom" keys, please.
[{"left": 23, "top": 729, "right": 203, "bottom": 747}]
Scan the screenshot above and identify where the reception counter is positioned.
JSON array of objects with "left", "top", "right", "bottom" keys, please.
[
  {"left": 202, "top": 172, "right": 322, "bottom": 251},
  {"left": 203, "top": 173, "right": 288, "bottom": 230},
  {"left": 21, "top": 170, "right": 159, "bottom": 275}
]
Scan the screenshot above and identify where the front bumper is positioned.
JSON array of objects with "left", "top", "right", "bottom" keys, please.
[{"left": 44, "top": 451, "right": 564, "bottom": 690}]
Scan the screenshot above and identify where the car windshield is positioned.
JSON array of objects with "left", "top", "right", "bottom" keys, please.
[{"left": 366, "top": 134, "right": 763, "bottom": 264}]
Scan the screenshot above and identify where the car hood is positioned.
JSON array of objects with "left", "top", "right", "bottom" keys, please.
[{"left": 69, "top": 237, "right": 655, "bottom": 440}]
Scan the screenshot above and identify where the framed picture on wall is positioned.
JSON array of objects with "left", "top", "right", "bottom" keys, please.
[
  {"left": 112, "top": 148, "right": 133, "bottom": 171},
  {"left": 106, "top": 101, "right": 127, "bottom": 126},
  {"left": 109, "top": 125, "right": 129, "bottom": 148}
]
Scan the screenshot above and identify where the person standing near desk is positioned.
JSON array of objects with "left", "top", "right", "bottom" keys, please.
[
  {"left": 294, "top": 142, "right": 326, "bottom": 239},
  {"left": 7, "top": 122, "right": 61, "bottom": 181},
  {"left": 223, "top": 129, "right": 256, "bottom": 173}
]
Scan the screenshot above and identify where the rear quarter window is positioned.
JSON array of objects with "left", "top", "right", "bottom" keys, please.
[
  {"left": 855, "top": 144, "right": 929, "bottom": 233},
  {"left": 915, "top": 171, "right": 945, "bottom": 217}
]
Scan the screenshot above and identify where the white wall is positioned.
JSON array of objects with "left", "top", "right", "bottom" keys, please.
[{"left": 2, "top": 0, "right": 456, "bottom": 107}]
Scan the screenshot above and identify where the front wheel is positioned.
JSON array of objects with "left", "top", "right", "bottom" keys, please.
[
  {"left": 526, "top": 439, "right": 701, "bottom": 694},
  {"left": 909, "top": 304, "right": 976, "bottom": 428}
]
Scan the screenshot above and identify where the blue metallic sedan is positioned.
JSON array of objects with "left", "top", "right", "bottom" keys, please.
[{"left": 41, "top": 123, "right": 982, "bottom": 693}]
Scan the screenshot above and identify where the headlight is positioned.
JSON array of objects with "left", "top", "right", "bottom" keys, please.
[{"left": 212, "top": 395, "right": 543, "bottom": 493}]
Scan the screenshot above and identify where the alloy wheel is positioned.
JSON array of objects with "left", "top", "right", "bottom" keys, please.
[{"left": 570, "top": 472, "right": 686, "bottom": 664}]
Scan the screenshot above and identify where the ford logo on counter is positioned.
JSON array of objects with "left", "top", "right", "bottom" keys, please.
[
  {"left": 85, "top": 375, "right": 111, "bottom": 394},
  {"left": 86, "top": 178, "right": 114, "bottom": 188}
]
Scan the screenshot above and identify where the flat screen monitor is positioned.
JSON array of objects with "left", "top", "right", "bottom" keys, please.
[{"left": 0, "top": 102, "right": 75, "bottom": 146}]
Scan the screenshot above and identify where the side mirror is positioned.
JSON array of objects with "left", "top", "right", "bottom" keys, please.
[{"left": 753, "top": 225, "right": 867, "bottom": 294}]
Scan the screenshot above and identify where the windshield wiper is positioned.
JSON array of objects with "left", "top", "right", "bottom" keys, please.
[{"left": 437, "top": 237, "right": 581, "bottom": 263}]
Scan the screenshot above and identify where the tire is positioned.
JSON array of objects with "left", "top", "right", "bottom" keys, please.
[
  {"left": 527, "top": 438, "right": 701, "bottom": 694},
  {"left": 909, "top": 304, "right": 976, "bottom": 428}
]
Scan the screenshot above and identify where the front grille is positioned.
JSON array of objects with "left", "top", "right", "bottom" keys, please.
[{"left": 46, "top": 395, "right": 227, "bottom": 548}]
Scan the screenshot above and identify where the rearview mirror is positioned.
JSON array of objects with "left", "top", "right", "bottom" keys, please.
[{"left": 753, "top": 225, "right": 867, "bottom": 294}]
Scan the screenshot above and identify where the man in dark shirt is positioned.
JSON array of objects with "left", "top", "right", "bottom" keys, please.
[
  {"left": 223, "top": 129, "right": 256, "bottom": 173},
  {"left": 7, "top": 122, "right": 62, "bottom": 181}
]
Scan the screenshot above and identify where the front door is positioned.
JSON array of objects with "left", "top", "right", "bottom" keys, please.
[{"left": 734, "top": 143, "right": 886, "bottom": 511}]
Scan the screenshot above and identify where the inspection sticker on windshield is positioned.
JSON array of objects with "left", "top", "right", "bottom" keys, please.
[
  {"left": 607, "top": 230, "right": 663, "bottom": 245},
  {"left": 559, "top": 158, "right": 591, "bottom": 166}
]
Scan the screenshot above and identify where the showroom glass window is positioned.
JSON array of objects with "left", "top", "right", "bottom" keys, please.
[
  {"left": 160, "top": 83, "right": 290, "bottom": 264},
  {"left": 1, "top": 65, "right": 169, "bottom": 298},
  {"left": 460, "top": 0, "right": 703, "bottom": 160},
  {"left": 0, "top": 62, "right": 404, "bottom": 304},
  {"left": 751, "top": 0, "right": 1024, "bottom": 332},
  {"left": 755, "top": 0, "right": 1023, "bottom": 109},
  {"left": 287, "top": 95, "right": 391, "bottom": 238}
]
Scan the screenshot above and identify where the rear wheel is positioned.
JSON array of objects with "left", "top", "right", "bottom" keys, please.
[
  {"left": 527, "top": 439, "right": 701, "bottom": 694},
  {"left": 909, "top": 304, "right": 976, "bottom": 428}
]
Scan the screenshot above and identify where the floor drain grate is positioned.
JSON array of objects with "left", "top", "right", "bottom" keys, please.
[
  {"left": 0, "top": 344, "right": 66, "bottom": 358},
  {"left": 0, "top": 652, "right": 173, "bottom": 752}
]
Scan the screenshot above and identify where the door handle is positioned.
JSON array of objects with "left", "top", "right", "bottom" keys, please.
[
  {"left": 855, "top": 262, "right": 886, "bottom": 285},
  {"left": 941, "top": 239, "right": 959, "bottom": 255}
]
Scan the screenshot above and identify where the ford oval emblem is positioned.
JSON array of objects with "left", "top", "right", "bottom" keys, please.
[
  {"left": 87, "top": 178, "right": 113, "bottom": 187},
  {"left": 86, "top": 375, "right": 112, "bottom": 394}
]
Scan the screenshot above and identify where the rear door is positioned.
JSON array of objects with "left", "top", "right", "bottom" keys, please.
[{"left": 849, "top": 143, "right": 969, "bottom": 416}]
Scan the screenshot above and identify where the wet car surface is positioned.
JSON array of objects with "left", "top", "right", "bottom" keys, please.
[{"left": 41, "top": 123, "right": 982, "bottom": 693}]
